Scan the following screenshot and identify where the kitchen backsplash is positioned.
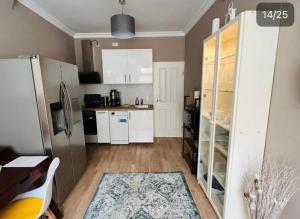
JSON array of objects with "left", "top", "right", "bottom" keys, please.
[{"left": 80, "top": 84, "right": 153, "bottom": 105}]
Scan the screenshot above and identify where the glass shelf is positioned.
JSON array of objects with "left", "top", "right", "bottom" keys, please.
[
  {"left": 210, "top": 21, "right": 239, "bottom": 216},
  {"left": 215, "top": 143, "right": 228, "bottom": 157}
]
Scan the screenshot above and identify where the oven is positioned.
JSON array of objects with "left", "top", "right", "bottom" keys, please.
[{"left": 82, "top": 110, "right": 97, "bottom": 143}]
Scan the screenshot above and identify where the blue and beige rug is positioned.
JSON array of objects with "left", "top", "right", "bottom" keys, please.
[{"left": 84, "top": 172, "right": 201, "bottom": 219}]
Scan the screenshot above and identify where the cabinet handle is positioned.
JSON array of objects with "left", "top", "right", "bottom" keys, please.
[
  {"left": 129, "top": 74, "right": 131, "bottom": 82},
  {"left": 129, "top": 112, "right": 131, "bottom": 120},
  {"left": 125, "top": 74, "right": 127, "bottom": 83}
]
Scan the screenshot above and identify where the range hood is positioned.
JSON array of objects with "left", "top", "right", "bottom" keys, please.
[{"left": 79, "top": 40, "right": 101, "bottom": 84}]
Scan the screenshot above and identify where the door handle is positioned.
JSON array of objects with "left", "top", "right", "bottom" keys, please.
[
  {"left": 129, "top": 112, "right": 131, "bottom": 120},
  {"left": 60, "top": 82, "right": 69, "bottom": 136},
  {"left": 156, "top": 98, "right": 162, "bottom": 102}
]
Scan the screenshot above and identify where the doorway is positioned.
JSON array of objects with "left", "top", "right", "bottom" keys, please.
[{"left": 153, "top": 62, "right": 184, "bottom": 137}]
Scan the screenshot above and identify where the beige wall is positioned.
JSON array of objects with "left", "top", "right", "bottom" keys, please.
[
  {"left": 74, "top": 37, "right": 185, "bottom": 72},
  {"left": 0, "top": 0, "right": 75, "bottom": 63},
  {"left": 185, "top": 0, "right": 300, "bottom": 218}
]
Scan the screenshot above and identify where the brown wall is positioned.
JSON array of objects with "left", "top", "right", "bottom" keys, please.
[
  {"left": 264, "top": 0, "right": 300, "bottom": 218},
  {"left": 74, "top": 37, "right": 185, "bottom": 72},
  {"left": 185, "top": 0, "right": 300, "bottom": 218},
  {"left": 0, "top": 0, "right": 75, "bottom": 63}
]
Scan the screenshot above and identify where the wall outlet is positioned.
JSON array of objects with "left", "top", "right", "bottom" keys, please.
[{"left": 112, "top": 42, "right": 119, "bottom": 47}]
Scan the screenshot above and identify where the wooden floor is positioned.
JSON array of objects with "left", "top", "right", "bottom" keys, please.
[{"left": 62, "top": 138, "right": 217, "bottom": 219}]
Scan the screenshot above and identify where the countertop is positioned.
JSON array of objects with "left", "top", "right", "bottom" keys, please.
[{"left": 83, "top": 105, "right": 154, "bottom": 111}]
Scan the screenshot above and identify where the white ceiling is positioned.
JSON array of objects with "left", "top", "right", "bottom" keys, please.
[{"left": 18, "top": 0, "right": 216, "bottom": 37}]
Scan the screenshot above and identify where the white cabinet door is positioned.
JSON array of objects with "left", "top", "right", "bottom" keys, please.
[
  {"left": 102, "top": 49, "right": 127, "bottom": 84},
  {"left": 127, "top": 49, "right": 153, "bottom": 84},
  {"left": 96, "top": 111, "right": 110, "bottom": 143},
  {"left": 129, "top": 110, "right": 154, "bottom": 143}
]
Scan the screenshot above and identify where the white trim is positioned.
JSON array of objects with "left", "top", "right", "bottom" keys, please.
[
  {"left": 18, "top": 0, "right": 75, "bottom": 37},
  {"left": 183, "top": 0, "right": 216, "bottom": 34},
  {"left": 74, "top": 31, "right": 185, "bottom": 39}
]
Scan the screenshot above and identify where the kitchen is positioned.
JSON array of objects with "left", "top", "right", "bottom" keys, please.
[
  {"left": 0, "top": 0, "right": 299, "bottom": 219},
  {"left": 79, "top": 41, "right": 155, "bottom": 145}
]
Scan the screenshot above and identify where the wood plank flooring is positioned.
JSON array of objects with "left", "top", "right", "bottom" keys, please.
[{"left": 62, "top": 138, "right": 218, "bottom": 219}]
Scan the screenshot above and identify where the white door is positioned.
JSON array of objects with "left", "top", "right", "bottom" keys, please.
[
  {"left": 154, "top": 62, "right": 184, "bottom": 137},
  {"left": 127, "top": 49, "right": 153, "bottom": 84},
  {"left": 102, "top": 49, "right": 127, "bottom": 84},
  {"left": 96, "top": 111, "right": 110, "bottom": 143},
  {"left": 129, "top": 110, "right": 154, "bottom": 143}
]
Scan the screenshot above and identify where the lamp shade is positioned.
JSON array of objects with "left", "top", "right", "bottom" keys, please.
[{"left": 111, "top": 14, "right": 135, "bottom": 39}]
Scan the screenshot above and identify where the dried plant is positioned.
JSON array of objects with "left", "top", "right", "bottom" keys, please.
[{"left": 243, "top": 159, "right": 300, "bottom": 219}]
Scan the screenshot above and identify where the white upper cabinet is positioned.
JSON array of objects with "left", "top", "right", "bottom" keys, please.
[
  {"left": 127, "top": 49, "right": 153, "bottom": 84},
  {"left": 102, "top": 49, "right": 153, "bottom": 84},
  {"left": 102, "top": 49, "right": 127, "bottom": 84}
]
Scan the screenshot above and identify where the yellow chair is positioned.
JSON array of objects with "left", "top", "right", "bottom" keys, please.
[{"left": 0, "top": 158, "right": 60, "bottom": 219}]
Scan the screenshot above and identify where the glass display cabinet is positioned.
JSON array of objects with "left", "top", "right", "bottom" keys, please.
[{"left": 197, "top": 11, "right": 279, "bottom": 219}]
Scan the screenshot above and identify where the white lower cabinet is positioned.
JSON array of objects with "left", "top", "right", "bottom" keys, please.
[
  {"left": 129, "top": 110, "right": 154, "bottom": 143},
  {"left": 95, "top": 110, "right": 154, "bottom": 144},
  {"left": 96, "top": 111, "right": 110, "bottom": 143}
]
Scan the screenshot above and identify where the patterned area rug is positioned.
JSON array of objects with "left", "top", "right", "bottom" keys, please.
[{"left": 84, "top": 172, "right": 201, "bottom": 219}]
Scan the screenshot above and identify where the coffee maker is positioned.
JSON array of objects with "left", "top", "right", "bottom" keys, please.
[{"left": 110, "top": 89, "right": 121, "bottom": 106}]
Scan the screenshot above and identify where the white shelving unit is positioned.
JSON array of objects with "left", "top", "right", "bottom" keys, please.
[{"left": 197, "top": 11, "right": 279, "bottom": 219}]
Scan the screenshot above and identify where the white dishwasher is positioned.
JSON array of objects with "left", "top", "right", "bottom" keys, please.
[{"left": 109, "top": 111, "right": 129, "bottom": 144}]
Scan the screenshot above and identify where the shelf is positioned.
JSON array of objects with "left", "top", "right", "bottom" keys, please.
[
  {"left": 213, "top": 172, "right": 226, "bottom": 188},
  {"left": 201, "top": 112, "right": 211, "bottom": 120},
  {"left": 216, "top": 89, "right": 233, "bottom": 93},
  {"left": 216, "top": 121, "right": 230, "bottom": 131},
  {"left": 215, "top": 143, "right": 228, "bottom": 157},
  {"left": 211, "top": 192, "right": 224, "bottom": 217},
  {"left": 184, "top": 106, "right": 200, "bottom": 113},
  {"left": 204, "top": 60, "right": 216, "bottom": 65},
  {"left": 184, "top": 138, "right": 198, "bottom": 152},
  {"left": 184, "top": 125, "right": 198, "bottom": 135}
]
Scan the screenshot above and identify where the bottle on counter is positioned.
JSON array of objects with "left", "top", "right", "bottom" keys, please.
[{"left": 135, "top": 97, "right": 139, "bottom": 105}]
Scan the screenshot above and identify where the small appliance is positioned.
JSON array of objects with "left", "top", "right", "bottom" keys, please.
[
  {"left": 110, "top": 89, "right": 121, "bottom": 106},
  {"left": 84, "top": 94, "right": 102, "bottom": 108},
  {"left": 104, "top": 96, "right": 110, "bottom": 106}
]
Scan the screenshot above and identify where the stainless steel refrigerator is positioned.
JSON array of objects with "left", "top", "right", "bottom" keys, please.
[{"left": 0, "top": 56, "right": 87, "bottom": 205}]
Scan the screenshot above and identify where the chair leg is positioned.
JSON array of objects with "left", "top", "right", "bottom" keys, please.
[
  {"left": 44, "top": 210, "right": 55, "bottom": 219},
  {"left": 49, "top": 200, "right": 63, "bottom": 219}
]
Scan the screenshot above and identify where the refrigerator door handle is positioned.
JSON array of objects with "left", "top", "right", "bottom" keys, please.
[
  {"left": 59, "top": 82, "right": 69, "bottom": 136},
  {"left": 63, "top": 81, "right": 73, "bottom": 137}
]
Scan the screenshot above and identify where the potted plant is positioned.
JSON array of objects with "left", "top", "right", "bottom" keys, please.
[{"left": 243, "top": 159, "right": 300, "bottom": 219}]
